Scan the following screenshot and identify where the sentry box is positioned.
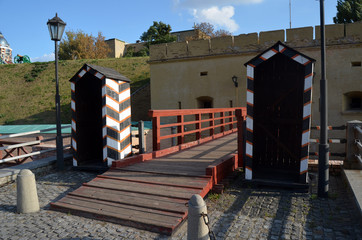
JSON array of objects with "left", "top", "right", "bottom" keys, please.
[
  {"left": 70, "top": 64, "right": 132, "bottom": 169},
  {"left": 244, "top": 41, "right": 315, "bottom": 185}
]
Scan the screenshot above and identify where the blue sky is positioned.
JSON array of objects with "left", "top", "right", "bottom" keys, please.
[{"left": 0, "top": 0, "right": 338, "bottom": 62}]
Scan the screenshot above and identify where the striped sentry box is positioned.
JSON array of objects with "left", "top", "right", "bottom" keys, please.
[
  {"left": 70, "top": 64, "right": 132, "bottom": 168},
  {"left": 244, "top": 41, "right": 315, "bottom": 183}
]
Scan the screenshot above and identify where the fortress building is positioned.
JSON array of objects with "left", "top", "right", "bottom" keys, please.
[
  {"left": 0, "top": 32, "right": 12, "bottom": 64},
  {"left": 148, "top": 22, "right": 362, "bottom": 157}
]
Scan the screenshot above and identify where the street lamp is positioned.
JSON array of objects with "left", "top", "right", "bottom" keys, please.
[
  {"left": 47, "top": 13, "right": 66, "bottom": 170},
  {"left": 318, "top": 0, "right": 329, "bottom": 198},
  {"left": 232, "top": 75, "right": 238, "bottom": 87}
]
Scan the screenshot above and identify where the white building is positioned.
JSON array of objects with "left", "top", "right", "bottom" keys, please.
[{"left": 0, "top": 32, "right": 12, "bottom": 64}]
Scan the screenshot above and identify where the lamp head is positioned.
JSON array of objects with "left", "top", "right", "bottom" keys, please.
[
  {"left": 47, "top": 13, "right": 66, "bottom": 41},
  {"left": 232, "top": 75, "right": 238, "bottom": 87}
]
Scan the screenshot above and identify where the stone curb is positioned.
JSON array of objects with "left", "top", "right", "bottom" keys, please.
[{"left": 0, "top": 153, "right": 72, "bottom": 186}]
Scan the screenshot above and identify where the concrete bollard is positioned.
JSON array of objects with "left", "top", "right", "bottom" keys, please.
[
  {"left": 17, "top": 169, "right": 40, "bottom": 214},
  {"left": 187, "top": 194, "right": 210, "bottom": 240}
]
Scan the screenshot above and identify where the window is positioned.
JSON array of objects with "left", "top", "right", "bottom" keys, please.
[
  {"left": 351, "top": 61, "right": 361, "bottom": 67},
  {"left": 197, "top": 96, "right": 213, "bottom": 108},
  {"left": 344, "top": 92, "right": 362, "bottom": 111},
  {"left": 200, "top": 71, "right": 208, "bottom": 76}
]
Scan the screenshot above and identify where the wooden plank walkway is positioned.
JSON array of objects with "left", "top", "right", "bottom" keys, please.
[{"left": 51, "top": 133, "right": 238, "bottom": 235}]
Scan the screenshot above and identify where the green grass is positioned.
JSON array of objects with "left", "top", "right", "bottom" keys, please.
[
  {"left": 208, "top": 193, "right": 221, "bottom": 201},
  {"left": 0, "top": 57, "right": 150, "bottom": 125},
  {"left": 310, "top": 194, "right": 318, "bottom": 200}
]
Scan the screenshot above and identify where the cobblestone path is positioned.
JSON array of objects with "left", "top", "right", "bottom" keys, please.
[
  {"left": 0, "top": 168, "right": 361, "bottom": 240},
  {"left": 206, "top": 172, "right": 361, "bottom": 240}
]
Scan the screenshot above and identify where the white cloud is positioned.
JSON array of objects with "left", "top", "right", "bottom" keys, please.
[
  {"left": 176, "top": 0, "right": 263, "bottom": 9},
  {"left": 192, "top": 6, "right": 239, "bottom": 32},
  {"left": 174, "top": 0, "right": 263, "bottom": 33},
  {"left": 31, "top": 53, "right": 54, "bottom": 62}
]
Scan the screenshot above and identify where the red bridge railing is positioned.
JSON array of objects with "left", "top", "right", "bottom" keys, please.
[{"left": 149, "top": 107, "right": 246, "bottom": 152}]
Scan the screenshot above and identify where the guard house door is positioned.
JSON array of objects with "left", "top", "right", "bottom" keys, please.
[
  {"left": 253, "top": 53, "right": 304, "bottom": 181},
  {"left": 75, "top": 74, "right": 103, "bottom": 166}
]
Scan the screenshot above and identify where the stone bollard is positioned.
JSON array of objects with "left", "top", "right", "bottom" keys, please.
[
  {"left": 187, "top": 194, "right": 210, "bottom": 240},
  {"left": 17, "top": 169, "right": 40, "bottom": 213}
]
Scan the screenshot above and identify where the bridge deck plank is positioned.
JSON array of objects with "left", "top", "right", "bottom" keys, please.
[{"left": 51, "top": 133, "right": 238, "bottom": 235}]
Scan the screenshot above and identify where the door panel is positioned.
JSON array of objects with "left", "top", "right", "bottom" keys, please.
[{"left": 253, "top": 53, "right": 304, "bottom": 181}]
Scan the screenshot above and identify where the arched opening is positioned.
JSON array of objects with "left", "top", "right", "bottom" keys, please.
[
  {"left": 197, "top": 96, "right": 213, "bottom": 108},
  {"left": 344, "top": 91, "right": 362, "bottom": 111}
]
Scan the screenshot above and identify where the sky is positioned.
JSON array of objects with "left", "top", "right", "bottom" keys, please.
[{"left": 0, "top": 0, "right": 339, "bottom": 62}]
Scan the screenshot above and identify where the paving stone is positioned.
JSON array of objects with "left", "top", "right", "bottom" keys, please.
[{"left": 1, "top": 168, "right": 361, "bottom": 239}]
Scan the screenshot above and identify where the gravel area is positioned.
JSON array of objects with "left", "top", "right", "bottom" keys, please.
[{"left": 0, "top": 167, "right": 361, "bottom": 240}]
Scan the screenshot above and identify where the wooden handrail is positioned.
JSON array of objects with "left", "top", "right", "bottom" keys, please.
[
  {"left": 149, "top": 107, "right": 246, "bottom": 151},
  {"left": 149, "top": 108, "right": 243, "bottom": 117}
]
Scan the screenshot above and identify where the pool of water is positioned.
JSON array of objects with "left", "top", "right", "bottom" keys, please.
[{"left": 0, "top": 121, "right": 152, "bottom": 134}]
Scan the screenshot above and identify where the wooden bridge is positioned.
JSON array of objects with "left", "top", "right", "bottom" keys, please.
[{"left": 51, "top": 108, "right": 247, "bottom": 235}]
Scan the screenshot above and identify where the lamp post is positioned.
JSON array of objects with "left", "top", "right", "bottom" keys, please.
[
  {"left": 232, "top": 75, "right": 239, "bottom": 107},
  {"left": 232, "top": 75, "right": 238, "bottom": 88},
  {"left": 318, "top": 0, "right": 329, "bottom": 198},
  {"left": 47, "top": 13, "right": 66, "bottom": 170}
]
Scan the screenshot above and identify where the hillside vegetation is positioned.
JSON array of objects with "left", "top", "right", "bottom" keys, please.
[{"left": 0, "top": 57, "right": 150, "bottom": 125}]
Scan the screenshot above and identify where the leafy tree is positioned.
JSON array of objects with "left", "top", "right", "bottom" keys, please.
[
  {"left": 194, "top": 22, "right": 215, "bottom": 37},
  {"left": 214, "top": 29, "right": 232, "bottom": 37},
  {"left": 188, "top": 22, "right": 232, "bottom": 41},
  {"left": 124, "top": 46, "right": 149, "bottom": 57},
  {"left": 333, "top": 0, "right": 362, "bottom": 23},
  {"left": 59, "top": 30, "right": 110, "bottom": 60},
  {"left": 140, "top": 21, "right": 176, "bottom": 46},
  {"left": 94, "top": 32, "right": 111, "bottom": 59}
]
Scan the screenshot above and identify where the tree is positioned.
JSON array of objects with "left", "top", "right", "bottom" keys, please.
[
  {"left": 124, "top": 46, "right": 149, "bottom": 57},
  {"left": 194, "top": 22, "right": 215, "bottom": 37},
  {"left": 214, "top": 29, "right": 232, "bottom": 37},
  {"left": 94, "top": 32, "right": 111, "bottom": 59},
  {"left": 188, "top": 22, "right": 232, "bottom": 41},
  {"left": 59, "top": 30, "right": 110, "bottom": 60},
  {"left": 140, "top": 21, "right": 176, "bottom": 46},
  {"left": 333, "top": 0, "right": 362, "bottom": 24}
]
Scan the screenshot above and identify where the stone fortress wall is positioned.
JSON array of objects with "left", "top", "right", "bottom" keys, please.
[{"left": 149, "top": 22, "right": 362, "bottom": 61}]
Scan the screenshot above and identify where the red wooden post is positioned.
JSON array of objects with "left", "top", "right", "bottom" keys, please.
[
  {"left": 220, "top": 112, "right": 225, "bottom": 133},
  {"left": 236, "top": 109, "right": 244, "bottom": 167},
  {"left": 195, "top": 113, "right": 201, "bottom": 140},
  {"left": 152, "top": 116, "right": 161, "bottom": 151},
  {"left": 177, "top": 115, "right": 184, "bottom": 145},
  {"left": 209, "top": 113, "right": 214, "bottom": 137},
  {"left": 229, "top": 111, "right": 233, "bottom": 130},
  {"left": 17, "top": 147, "right": 21, "bottom": 163}
]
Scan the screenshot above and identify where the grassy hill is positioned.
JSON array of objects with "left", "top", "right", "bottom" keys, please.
[{"left": 0, "top": 57, "right": 150, "bottom": 125}]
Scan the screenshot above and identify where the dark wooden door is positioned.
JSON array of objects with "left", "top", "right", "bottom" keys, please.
[
  {"left": 253, "top": 53, "right": 304, "bottom": 181},
  {"left": 75, "top": 74, "right": 103, "bottom": 165}
]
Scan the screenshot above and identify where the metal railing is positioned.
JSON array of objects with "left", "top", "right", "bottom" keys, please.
[
  {"left": 0, "top": 126, "right": 71, "bottom": 164},
  {"left": 131, "top": 121, "right": 146, "bottom": 154},
  {"left": 309, "top": 125, "right": 347, "bottom": 159},
  {"left": 353, "top": 124, "right": 362, "bottom": 166}
]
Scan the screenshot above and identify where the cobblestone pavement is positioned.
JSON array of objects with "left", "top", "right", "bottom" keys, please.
[{"left": 0, "top": 168, "right": 361, "bottom": 240}]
